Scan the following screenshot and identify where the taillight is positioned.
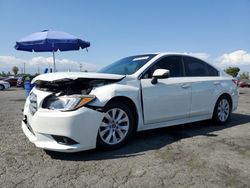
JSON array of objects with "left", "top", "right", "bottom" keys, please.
[{"left": 232, "top": 79, "right": 238, "bottom": 86}]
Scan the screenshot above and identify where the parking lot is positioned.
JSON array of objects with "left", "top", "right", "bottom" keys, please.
[{"left": 0, "top": 88, "right": 249, "bottom": 188}]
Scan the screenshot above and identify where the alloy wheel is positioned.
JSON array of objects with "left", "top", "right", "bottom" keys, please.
[
  {"left": 217, "top": 99, "right": 230, "bottom": 122},
  {"left": 99, "top": 108, "right": 129, "bottom": 145}
]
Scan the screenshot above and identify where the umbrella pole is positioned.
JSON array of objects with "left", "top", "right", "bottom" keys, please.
[{"left": 52, "top": 50, "right": 56, "bottom": 72}]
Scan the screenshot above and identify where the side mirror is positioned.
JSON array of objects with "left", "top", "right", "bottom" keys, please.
[{"left": 151, "top": 69, "right": 170, "bottom": 84}]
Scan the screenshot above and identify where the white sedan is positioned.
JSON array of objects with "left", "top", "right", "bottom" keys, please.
[
  {"left": 22, "top": 53, "right": 239, "bottom": 152},
  {"left": 0, "top": 80, "right": 10, "bottom": 90}
]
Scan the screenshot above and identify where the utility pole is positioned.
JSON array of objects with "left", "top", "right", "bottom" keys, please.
[
  {"left": 80, "top": 63, "right": 82, "bottom": 72},
  {"left": 53, "top": 50, "right": 56, "bottom": 72},
  {"left": 24, "top": 63, "right": 26, "bottom": 74}
]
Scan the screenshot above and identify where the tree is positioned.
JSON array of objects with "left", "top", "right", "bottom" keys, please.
[
  {"left": 224, "top": 67, "right": 240, "bottom": 77},
  {"left": 12, "top": 66, "right": 19, "bottom": 76},
  {"left": 0, "top": 71, "right": 6, "bottom": 77},
  {"left": 239, "top": 72, "right": 249, "bottom": 80}
]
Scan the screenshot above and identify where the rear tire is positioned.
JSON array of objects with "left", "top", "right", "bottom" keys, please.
[
  {"left": 213, "top": 96, "right": 232, "bottom": 125},
  {"left": 97, "top": 101, "right": 134, "bottom": 150}
]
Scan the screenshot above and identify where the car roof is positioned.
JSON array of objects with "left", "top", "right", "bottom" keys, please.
[
  {"left": 129, "top": 52, "right": 223, "bottom": 78},
  {"left": 132, "top": 52, "right": 208, "bottom": 60}
]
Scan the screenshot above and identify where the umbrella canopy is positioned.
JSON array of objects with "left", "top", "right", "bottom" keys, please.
[{"left": 15, "top": 30, "right": 90, "bottom": 71}]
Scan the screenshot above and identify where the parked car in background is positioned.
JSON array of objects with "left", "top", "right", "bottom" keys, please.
[
  {"left": 239, "top": 80, "right": 250, "bottom": 88},
  {"left": 17, "top": 77, "right": 24, "bottom": 87},
  {"left": 0, "top": 80, "right": 11, "bottom": 90},
  {"left": 4, "top": 78, "right": 18, "bottom": 87},
  {"left": 22, "top": 53, "right": 239, "bottom": 153}
]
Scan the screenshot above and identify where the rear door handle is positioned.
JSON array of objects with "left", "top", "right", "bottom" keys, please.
[
  {"left": 181, "top": 84, "right": 191, "bottom": 88},
  {"left": 213, "top": 81, "right": 220, "bottom": 85}
]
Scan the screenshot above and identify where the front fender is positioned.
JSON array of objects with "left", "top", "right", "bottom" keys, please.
[
  {"left": 89, "top": 81, "right": 140, "bottom": 108},
  {"left": 88, "top": 80, "right": 144, "bottom": 131}
]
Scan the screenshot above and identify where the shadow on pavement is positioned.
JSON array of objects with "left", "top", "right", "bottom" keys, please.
[
  {"left": 46, "top": 113, "right": 250, "bottom": 161},
  {"left": 10, "top": 98, "right": 26, "bottom": 102},
  {"left": 3, "top": 88, "right": 21, "bottom": 91}
]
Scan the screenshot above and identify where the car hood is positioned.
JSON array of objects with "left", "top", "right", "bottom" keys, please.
[{"left": 32, "top": 72, "right": 125, "bottom": 84}]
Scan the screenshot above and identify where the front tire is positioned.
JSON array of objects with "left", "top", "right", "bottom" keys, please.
[
  {"left": 97, "top": 101, "right": 134, "bottom": 150},
  {"left": 213, "top": 96, "right": 231, "bottom": 125},
  {"left": 0, "top": 84, "right": 4, "bottom": 91}
]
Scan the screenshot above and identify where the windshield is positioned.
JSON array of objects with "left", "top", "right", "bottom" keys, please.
[{"left": 98, "top": 54, "right": 156, "bottom": 75}]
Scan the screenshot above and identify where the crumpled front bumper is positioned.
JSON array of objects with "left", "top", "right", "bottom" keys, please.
[{"left": 22, "top": 100, "right": 104, "bottom": 152}]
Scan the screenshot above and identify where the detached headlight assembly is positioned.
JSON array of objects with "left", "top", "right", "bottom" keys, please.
[{"left": 42, "top": 95, "right": 95, "bottom": 111}]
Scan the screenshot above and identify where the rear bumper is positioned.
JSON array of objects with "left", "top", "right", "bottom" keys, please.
[{"left": 22, "top": 106, "right": 104, "bottom": 153}]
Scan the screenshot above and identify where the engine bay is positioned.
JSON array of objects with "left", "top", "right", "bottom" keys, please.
[{"left": 34, "top": 78, "right": 122, "bottom": 95}]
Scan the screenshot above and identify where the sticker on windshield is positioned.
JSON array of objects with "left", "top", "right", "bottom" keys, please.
[{"left": 132, "top": 56, "right": 149, "bottom": 61}]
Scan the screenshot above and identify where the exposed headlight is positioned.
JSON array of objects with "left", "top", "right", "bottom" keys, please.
[{"left": 42, "top": 95, "right": 95, "bottom": 111}]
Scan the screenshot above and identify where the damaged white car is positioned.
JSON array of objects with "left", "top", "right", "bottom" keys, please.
[{"left": 22, "top": 53, "right": 239, "bottom": 152}]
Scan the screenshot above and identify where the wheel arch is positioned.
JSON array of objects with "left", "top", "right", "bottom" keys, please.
[
  {"left": 216, "top": 93, "right": 232, "bottom": 108},
  {"left": 212, "top": 92, "right": 233, "bottom": 124},
  {"left": 104, "top": 96, "right": 139, "bottom": 132},
  {"left": 213, "top": 92, "right": 233, "bottom": 117}
]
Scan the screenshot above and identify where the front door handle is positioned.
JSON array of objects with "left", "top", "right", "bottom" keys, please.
[{"left": 181, "top": 83, "right": 191, "bottom": 88}]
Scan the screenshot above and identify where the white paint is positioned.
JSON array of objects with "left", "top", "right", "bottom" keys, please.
[{"left": 31, "top": 72, "right": 125, "bottom": 83}]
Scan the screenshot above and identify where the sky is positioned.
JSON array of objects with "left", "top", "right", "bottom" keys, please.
[{"left": 0, "top": 0, "right": 250, "bottom": 74}]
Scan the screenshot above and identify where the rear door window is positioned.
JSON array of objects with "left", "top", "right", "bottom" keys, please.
[{"left": 183, "top": 56, "right": 218, "bottom": 77}]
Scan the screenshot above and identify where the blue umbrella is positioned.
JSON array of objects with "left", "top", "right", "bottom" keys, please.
[{"left": 15, "top": 30, "right": 90, "bottom": 71}]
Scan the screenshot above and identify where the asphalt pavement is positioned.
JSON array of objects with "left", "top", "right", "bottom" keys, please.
[{"left": 0, "top": 88, "right": 249, "bottom": 188}]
